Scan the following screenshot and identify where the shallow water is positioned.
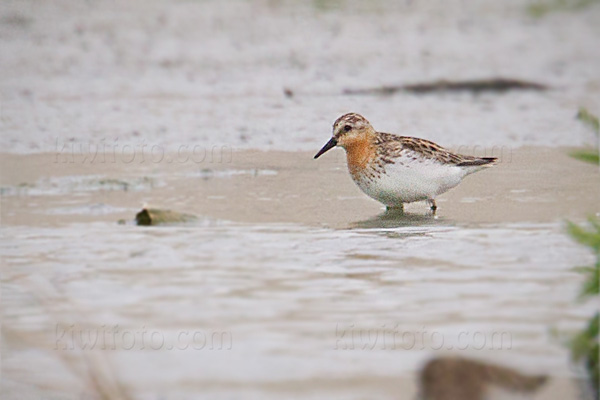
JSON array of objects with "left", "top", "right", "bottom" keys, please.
[
  {"left": 1, "top": 148, "right": 599, "bottom": 399},
  {"left": 2, "top": 0, "right": 600, "bottom": 398},
  {"left": 3, "top": 219, "right": 589, "bottom": 397},
  {"left": 1, "top": 218, "right": 596, "bottom": 399}
]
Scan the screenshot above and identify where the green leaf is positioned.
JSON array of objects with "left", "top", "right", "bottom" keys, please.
[
  {"left": 571, "top": 313, "right": 599, "bottom": 360},
  {"left": 570, "top": 313, "right": 599, "bottom": 397},
  {"left": 588, "top": 217, "right": 600, "bottom": 232},
  {"left": 566, "top": 220, "right": 600, "bottom": 252},
  {"left": 579, "top": 261, "right": 600, "bottom": 298},
  {"left": 569, "top": 149, "right": 600, "bottom": 165},
  {"left": 577, "top": 107, "right": 600, "bottom": 135},
  {"left": 528, "top": 0, "right": 600, "bottom": 17}
]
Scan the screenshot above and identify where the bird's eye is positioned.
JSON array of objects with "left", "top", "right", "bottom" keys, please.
[{"left": 344, "top": 125, "right": 352, "bottom": 132}]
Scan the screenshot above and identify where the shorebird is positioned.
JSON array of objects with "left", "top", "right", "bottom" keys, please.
[{"left": 314, "top": 113, "right": 496, "bottom": 212}]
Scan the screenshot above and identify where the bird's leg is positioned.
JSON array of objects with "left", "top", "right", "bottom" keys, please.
[
  {"left": 428, "top": 199, "right": 437, "bottom": 213},
  {"left": 386, "top": 203, "right": 404, "bottom": 213}
]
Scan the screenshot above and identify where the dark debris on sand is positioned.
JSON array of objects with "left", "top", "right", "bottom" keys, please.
[{"left": 343, "top": 78, "right": 548, "bottom": 95}]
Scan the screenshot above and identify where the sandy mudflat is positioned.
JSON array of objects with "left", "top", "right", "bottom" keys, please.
[
  {"left": 1, "top": 146, "right": 598, "bottom": 227},
  {"left": 1, "top": 0, "right": 599, "bottom": 154}
]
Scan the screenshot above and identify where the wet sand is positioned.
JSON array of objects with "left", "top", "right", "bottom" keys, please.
[{"left": 1, "top": 146, "right": 598, "bottom": 227}]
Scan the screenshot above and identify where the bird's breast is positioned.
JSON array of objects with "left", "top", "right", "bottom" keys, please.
[{"left": 344, "top": 139, "right": 377, "bottom": 180}]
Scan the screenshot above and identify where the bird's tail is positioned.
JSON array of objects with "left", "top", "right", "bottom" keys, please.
[{"left": 457, "top": 157, "right": 497, "bottom": 167}]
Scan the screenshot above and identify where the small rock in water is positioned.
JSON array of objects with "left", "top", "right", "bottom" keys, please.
[{"left": 135, "top": 208, "right": 197, "bottom": 226}]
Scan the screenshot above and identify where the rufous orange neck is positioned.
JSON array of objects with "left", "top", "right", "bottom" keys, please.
[{"left": 343, "top": 136, "right": 377, "bottom": 177}]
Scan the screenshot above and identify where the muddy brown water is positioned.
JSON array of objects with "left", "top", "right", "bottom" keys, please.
[{"left": 1, "top": 148, "right": 598, "bottom": 399}]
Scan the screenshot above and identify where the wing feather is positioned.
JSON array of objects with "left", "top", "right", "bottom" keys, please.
[{"left": 375, "top": 132, "right": 496, "bottom": 166}]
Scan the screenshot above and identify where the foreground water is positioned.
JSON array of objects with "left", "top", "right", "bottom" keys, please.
[{"left": 1, "top": 149, "right": 598, "bottom": 399}]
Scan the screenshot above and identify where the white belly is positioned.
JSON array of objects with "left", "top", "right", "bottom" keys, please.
[{"left": 352, "top": 159, "right": 467, "bottom": 207}]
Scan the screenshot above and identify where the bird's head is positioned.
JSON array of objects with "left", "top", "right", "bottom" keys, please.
[{"left": 314, "top": 113, "right": 376, "bottom": 159}]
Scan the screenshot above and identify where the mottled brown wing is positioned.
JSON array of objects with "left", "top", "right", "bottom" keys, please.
[{"left": 375, "top": 132, "right": 495, "bottom": 166}]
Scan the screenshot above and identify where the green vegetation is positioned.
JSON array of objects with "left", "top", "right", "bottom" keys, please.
[
  {"left": 527, "top": 0, "right": 600, "bottom": 17},
  {"left": 567, "top": 218, "right": 599, "bottom": 399},
  {"left": 312, "top": 0, "right": 343, "bottom": 11},
  {"left": 578, "top": 108, "right": 600, "bottom": 134},
  {"left": 567, "top": 107, "right": 599, "bottom": 399},
  {"left": 570, "top": 149, "right": 600, "bottom": 165},
  {"left": 570, "top": 313, "right": 598, "bottom": 395},
  {"left": 570, "top": 107, "right": 600, "bottom": 165}
]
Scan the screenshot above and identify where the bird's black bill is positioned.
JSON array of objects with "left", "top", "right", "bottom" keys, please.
[{"left": 314, "top": 137, "right": 337, "bottom": 159}]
